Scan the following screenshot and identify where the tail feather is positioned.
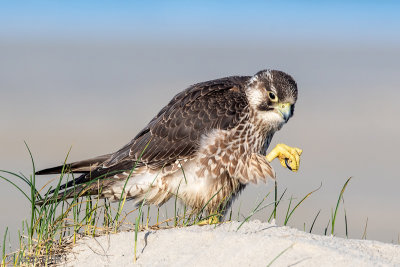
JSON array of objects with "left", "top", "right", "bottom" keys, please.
[
  {"left": 50, "top": 173, "right": 87, "bottom": 193},
  {"left": 35, "top": 183, "right": 99, "bottom": 206},
  {"left": 35, "top": 186, "right": 81, "bottom": 206},
  {"left": 35, "top": 154, "right": 111, "bottom": 175},
  {"left": 35, "top": 153, "right": 139, "bottom": 206},
  {"left": 35, "top": 154, "right": 112, "bottom": 206}
]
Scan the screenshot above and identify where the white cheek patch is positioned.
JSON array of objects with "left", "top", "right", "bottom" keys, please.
[{"left": 246, "top": 87, "right": 264, "bottom": 107}]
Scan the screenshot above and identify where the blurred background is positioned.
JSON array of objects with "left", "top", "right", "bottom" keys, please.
[{"left": 1, "top": 0, "right": 400, "bottom": 247}]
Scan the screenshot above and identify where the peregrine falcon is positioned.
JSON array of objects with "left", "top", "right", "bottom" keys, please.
[{"left": 36, "top": 69, "right": 302, "bottom": 217}]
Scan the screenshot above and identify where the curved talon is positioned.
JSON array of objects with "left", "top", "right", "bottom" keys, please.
[
  {"left": 266, "top": 143, "right": 303, "bottom": 172},
  {"left": 285, "top": 158, "right": 293, "bottom": 171}
]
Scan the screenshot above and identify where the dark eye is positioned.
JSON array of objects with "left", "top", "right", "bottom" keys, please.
[{"left": 268, "top": 92, "right": 278, "bottom": 102}]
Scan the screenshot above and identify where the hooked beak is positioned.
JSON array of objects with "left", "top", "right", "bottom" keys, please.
[{"left": 275, "top": 103, "right": 292, "bottom": 122}]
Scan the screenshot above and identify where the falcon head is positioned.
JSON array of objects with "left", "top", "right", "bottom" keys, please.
[{"left": 246, "top": 69, "right": 298, "bottom": 129}]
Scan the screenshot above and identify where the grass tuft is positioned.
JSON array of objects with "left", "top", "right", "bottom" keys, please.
[{"left": 0, "top": 144, "right": 372, "bottom": 265}]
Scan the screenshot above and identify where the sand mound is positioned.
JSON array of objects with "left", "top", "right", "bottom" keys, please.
[{"left": 66, "top": 221, "right": 400, "bottom": 266}]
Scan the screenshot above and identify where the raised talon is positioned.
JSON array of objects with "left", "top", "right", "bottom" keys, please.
[
  {"left": 266, "top": 143, "right": 303, "bottom": 172},
  {"left": 285, "top": 158, "right": 292, "bottom": 171}
]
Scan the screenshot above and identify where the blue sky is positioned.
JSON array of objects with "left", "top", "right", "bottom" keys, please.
[{"left": 1, "top": 1, "right": 399, "bottom": 43}]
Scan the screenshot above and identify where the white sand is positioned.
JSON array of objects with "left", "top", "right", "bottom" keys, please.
[{"left": 66, "top": 220, "right": 400, "bottom": 267}]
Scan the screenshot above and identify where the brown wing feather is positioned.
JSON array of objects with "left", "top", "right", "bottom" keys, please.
[
  {"left": 37, "top": 75, "right": 251, "bottom": 194},
  {"left": 103, "top": 75, "right": 250, "bottom": 170}
]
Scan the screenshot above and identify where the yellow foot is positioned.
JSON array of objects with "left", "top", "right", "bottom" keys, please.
[
  {"left": 266, "top": 144, "right": 303, "bottom": 172},
  {"left": 197, "top": 215, "right": 220, "bottom": 225}
]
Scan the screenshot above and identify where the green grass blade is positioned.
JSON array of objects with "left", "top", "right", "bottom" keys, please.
[
  {"left": 331, "top": 177, "right": 352, "bottom": 235},
  {"left": 362, "top": 217, "right": 368, "bottom": 240},
  {"left": 283, "top": 196, "right": 293, "bottom": 226},
  {"left": 284, "top": 183, "right": 322, "bottom": 225},
  {"left": 237, "top": 193, "right": 271, "bottom": 231},
  {"left": 179, "top": 160, "right": 188, "bottom": 184},
  {"left": 174, "top": 180, "right": 183, "bottom": 226},
  {"left": 266, "top": 243, "right": 294, "bottom": 267},
  {"left": 0, "top": 170, "right": 31, "bottom": 189},
  {"left": 115, "top": 140, "right": 151, "bottom": 224},
  {"left": 195, "top": 187, "right": 224, "bottom": 222},
  {"left": 0, "top": 175, "right": 31, "bottom": 202},
  {"left": 324, "top": 219, "right": 330, "bottom": 236},
  {"left": 24, "top": 141, "right": 36, "bottom": 175},
  {"left": 2, "top": 227, "right": 8, "bottom": 265},
  {"left": 133, "top": 160, "right": 164, "bottom": 262},
  {"left": 309, "top": 210, "right": 321, "bottom": 233},
  {"left": 342, "top": 198, "right": 348, "bottom": 238},
  {"left": 268, "top": 188, "right": 287, "bottom": 223}
]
